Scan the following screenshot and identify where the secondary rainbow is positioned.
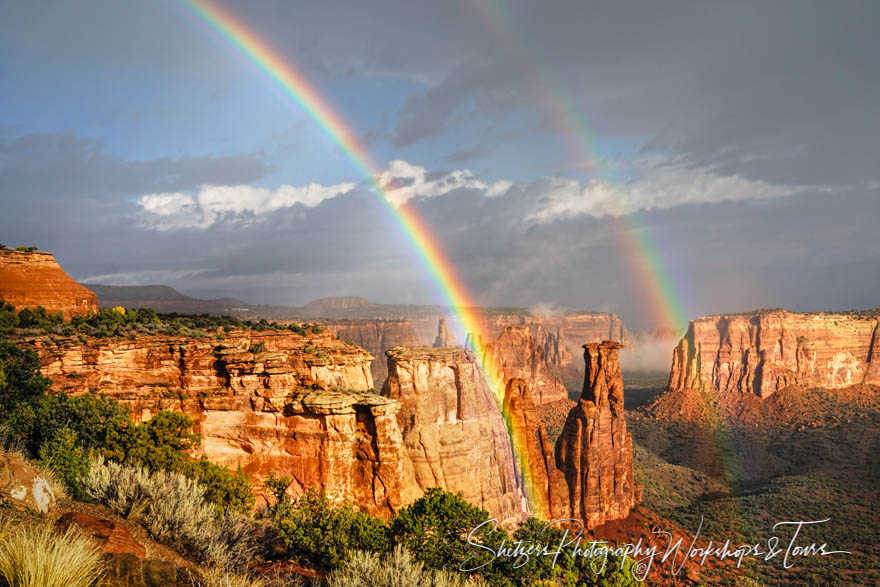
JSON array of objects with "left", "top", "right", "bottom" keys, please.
[
  {"left": 180, "top": 0, "right": 550, "bottom": 517},
  {"left": 471, "top": 0, "right": 687, "bottom": 332}
]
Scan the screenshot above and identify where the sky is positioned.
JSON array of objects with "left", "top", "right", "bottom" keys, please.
[{"left": 1, "top": 0, "right": 878, "bottom": 330}]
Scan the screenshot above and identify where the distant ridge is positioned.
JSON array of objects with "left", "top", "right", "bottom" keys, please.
[
  {"left": 83, "top": 284, "right": 197, "bottom": 302},
  {"left": 80, "top": 283, "right": 248, "bottom": 315}
]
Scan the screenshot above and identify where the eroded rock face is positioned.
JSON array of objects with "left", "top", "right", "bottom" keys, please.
[
  {"left": 382, "top": 347, "right": 527, "bottom": 524},
  {"left": 57, "top": 512, "right": 146, "bottom": 559},
  {"left": 668, "top": 311, "right": 880, "bottom": 398},
  {"left": 553, "top": 342, "right": 637, "bottom": 527},
  {"left": 0, "top": 250, "right": 98, "bottom": 318},
  {"left": 0, "top": 453, "right": 56, "bottom": 513},
  {"left": 432, "top": 318, "right": 456, "bottom": 348},
  {"left": 27, "top": 330, "right": 423, "bottom": 516},
  {"left": 322, "top": 320, "right": 420, "bottom": 387},
  {"left": 483, "top": 326, "right": 569, "bottom": 405}
]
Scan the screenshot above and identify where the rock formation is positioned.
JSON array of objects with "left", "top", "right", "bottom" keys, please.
[
  {"left": 321, "top": 320, "right": 421, "bottom": 386},
  {"left": 432, "top": 318, "right": 456, "bottom": 348},
  {"left": 553, "top": 342, "right": 637, "bottom": 527},
  {"left": 26, "top": 329, "right": 424, "bottom": 516},
  {"left": 668, "top": 310, "right": 880, "bottom": 398},
  {"left": 0, "top": 452, "right": 56, "bottom": 513},
  {"left": 382, "top": 347, "right": 526, "bottom": 524},
  {"left": 0, "top": 249, "right": 98, "bottom": 318},
  {"left": 501, "top": 342, "right": 637, "bottom": 527},
  {"left": 482, "top": 326, "right": 569, "bottom": 405}
]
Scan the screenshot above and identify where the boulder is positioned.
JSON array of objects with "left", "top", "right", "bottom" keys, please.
[{"left": 0, "top": 453, "right": 55, "bottom": 513}]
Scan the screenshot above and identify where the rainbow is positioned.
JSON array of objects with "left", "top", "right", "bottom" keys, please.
[
  {"left": 180, "top": 0, "right": 550, "bottom": 517},
  {"left": 471, "top": 0, "right": 687, "bottom": 332},
  {"left": 470, "top": 0, "right": 754, "bottom": 524}
]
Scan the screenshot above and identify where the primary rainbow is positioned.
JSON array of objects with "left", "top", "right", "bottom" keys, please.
[{"left": 180, "top": 0, "right": 550, "bottom": 517}]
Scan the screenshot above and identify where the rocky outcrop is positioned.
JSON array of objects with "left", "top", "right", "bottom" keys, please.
[
  {"left": 501, "top": 342, "right": 637, "bottom": 528},
  {"left": 481, "top": 326, "right": 569, "bottom": 405},
  {"left": 382, "top": 347, "right": 526, "bottom": 524},
  {"left": 668, "top": 310, "right": 880, "bottom": 398},
  {"left": 26, "top": 330, "right": 424, "bottom": 516},
  {"left": 432, "top": 318, "right": 456, "bottom": 348},
  {"left": 0, "top": 249, "right": 98, "bottom": 318},
  {"left": 57, "top": 512, "right": 146, "bottom": 559},
  {"left": 322, "top": 320, "right": 420, "bottom": 387},
  {"left": 0, "top": 452, "right": 56, "bottom": 513},
  {"left": 553, "top": 342, "right": 638, "bottom": 527}
]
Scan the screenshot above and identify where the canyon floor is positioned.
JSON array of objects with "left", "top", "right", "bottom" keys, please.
[{"left": 620, "top": 371, "right": 880, "bottom": 585}]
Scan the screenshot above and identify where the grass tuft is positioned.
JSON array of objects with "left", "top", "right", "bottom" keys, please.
[{"left": 0, "top": 522, "right": 105, "bottom": 587}]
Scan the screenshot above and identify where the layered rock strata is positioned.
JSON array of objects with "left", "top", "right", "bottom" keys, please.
[
  {"left": 481, "top": 326, "right": 569, "bottom": 405},
  {"left": 503, "top": 342, "right": 637, "bottom": 528},
  {"left": 382, "top": 347, "right": 526, "bottom": 524},
  {"left": 0, "top": 250, "right": 98, "bottom": 318},
  {"left": 321, "top": 320, "right": 420, "bottom": 387},
  {"left": 668, "top": 310, "right": 880, "bottom": 398},
  {"left": 27, "top": 330, "right": 421, "bottom": 516}
]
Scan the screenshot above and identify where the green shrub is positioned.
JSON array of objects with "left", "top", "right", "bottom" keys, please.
[
  {"left": 127, "top": 411, "right": 200, "bottom": 472},
  {"left": 36, "top": 428, "right": 91, "bottom": 500},
  {"left": 273, "top": 487, "right": 390, "bottom": 570},
  {"left": 0, "top": 340, "right": 50, "bottom": 413},
  {"left": 390, "top": 487, "right": 497, "bottom": 574},
  {"left": 183, "top": 458, "right": 254, "bottom": 514},
  {"left": 250, "top": 342, "right": 267, "bottom": 354}
]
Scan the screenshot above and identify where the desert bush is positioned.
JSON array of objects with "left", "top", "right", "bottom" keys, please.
[
  {"left": 84, "top": 456, "right": 256, "bottom": 567},
  {"left": 0, "top": 521, "right": 105, "bottom": 587},
  {"left": 326, "top": 544, "right": 480, "bottom": 587},
  {"left": 390, "top": 487, "right": 498, "bottom": 574},
  {"left": 272, "top": 487, "right": 390, "bottom": 570},
  {"left": 183, "top": 457, "right": 255, "bottom": 514}
]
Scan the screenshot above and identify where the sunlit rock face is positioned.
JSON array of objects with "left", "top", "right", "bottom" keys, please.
[
  {"left": 481, "top": 326, "right": 569, "bottom": 405},
  {"left": 669, "top": 310, "right": 880, "bottom": 398},
  {"left": 28, "top": 329, "right": 422, "bottom": 516},
  {"left": 382, "top": 346, "right": 527, "bottom": 525},
  {"left": 552, "top": 342, "right": 638, "bottom": 527},
  {"left": 322, "top": 320, "right": 421, "bottom": 386},
  {"left": 0, "top": 249, "right": 98, "bottom": 319}
]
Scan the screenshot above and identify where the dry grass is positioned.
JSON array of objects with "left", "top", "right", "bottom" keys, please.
[
  {"left": 193, "top": 565, "right": 266, "bottom": 587},
  {"left": 83, "top": 456, "right": 257, "bottom": 568},
  {"left": 0, "top": 520, "right": 105, "bottom": 587},
  {"left": 326, "top": 545, "right": 479, "bottom": 587}
]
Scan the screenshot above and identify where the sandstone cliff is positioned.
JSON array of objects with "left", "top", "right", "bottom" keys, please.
[
  {"left": 481, "top": 326, "right": 569, "bottom": 405},
  {"left": 26, "top": 329, "right": 424, "bottom": 516},
  {"left": 320, "top": 320, "right": 421, "bottom": 387},
  {"left": 668, "top": 310, "right": 880, "bottom": 398},
  {"left": 0, "top": 250, "right": 98, "bottom": 319},
  {"left": 382, "top": 347, "right": 526, "bottom": 524}
]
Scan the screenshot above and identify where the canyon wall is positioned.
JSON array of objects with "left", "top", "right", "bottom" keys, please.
[
  {"left": 0, "top": 250, "right": 98, "bottom": 319},
  {"left": 382, "top": 347, "right": 526, "bottom": 524},
  {"left": 479, "top": 326, "right": 569, "bottom": 405},
  {"left": 320, "top": 320, "right": 421, "bottom": 386},
  {"left": 27, "top": 329, "right": 422, "bottom": 516},
  {"left": 668, "top": 311, "right": 880, "bottom": 398}
]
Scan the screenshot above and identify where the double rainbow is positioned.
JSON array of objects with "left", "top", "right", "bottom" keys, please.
[{"left": 179, "top": 0, "right": 672, "bottom": 519}]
